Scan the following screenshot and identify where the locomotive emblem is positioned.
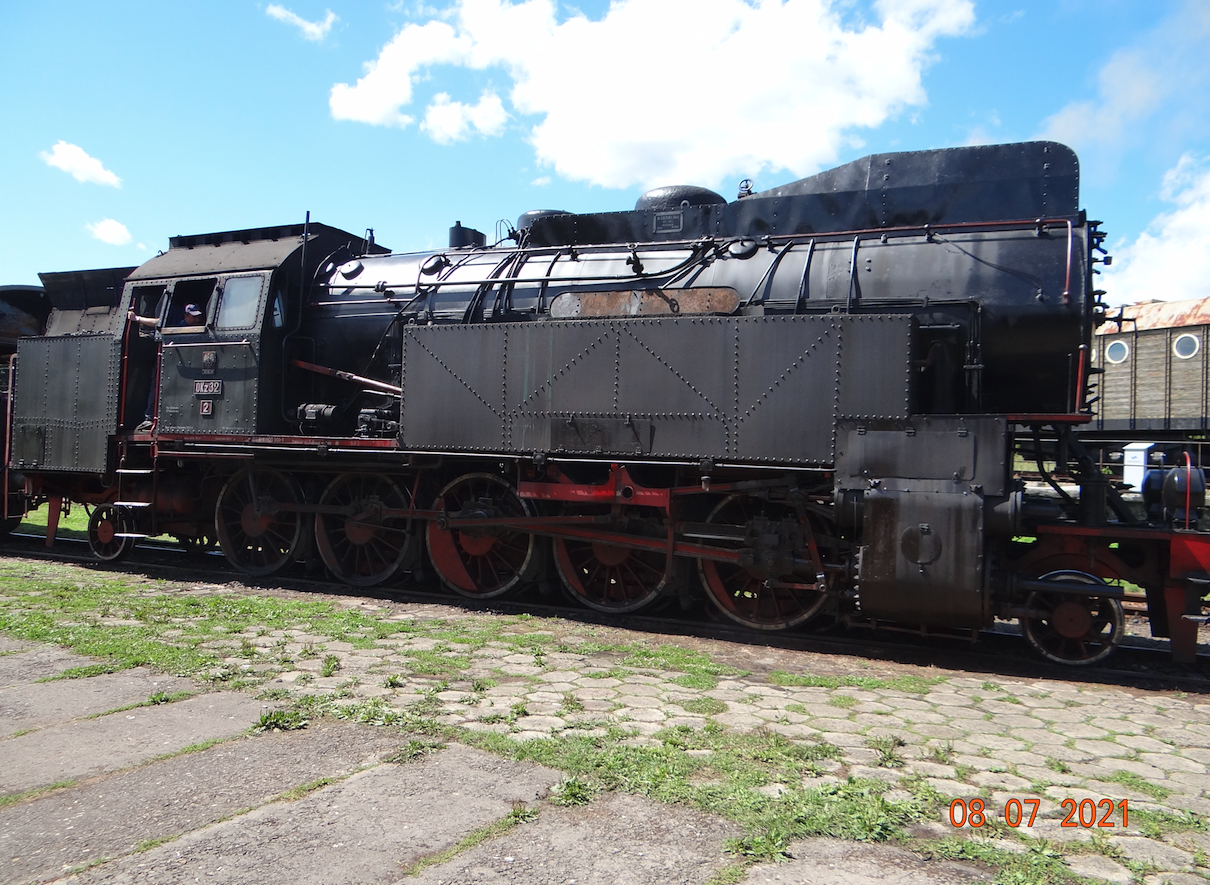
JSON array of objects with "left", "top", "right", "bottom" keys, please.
[{"left": 201, "top": 351, "right": 216, "bottom": 374}]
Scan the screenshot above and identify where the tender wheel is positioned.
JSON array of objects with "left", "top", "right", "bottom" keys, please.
[
  {"left": 315, "top": 473, "right": 416, "bottom": 587},
  {"left": 553, "top": 506, "right": 668, "bottom": 613},
  {"left": 1021, "top": 570, "right": 1125, "bottom": 666},
  {"left": 0, "top": 514, "right": 22, "bottom": 537},
  {"left": 214, "top": 467, "right": 304, "bottom": 577},
  {"left": 698, "top": 494, "right": 827, "bottom": 630},
  {"left": 425, "top": 473, "right": 538, "bottom": 598},
  {"left": 88, "top": 505, "right": 137, "bottom": 562}
]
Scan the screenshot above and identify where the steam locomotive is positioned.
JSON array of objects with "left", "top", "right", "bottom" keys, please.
[{"left": 6, "top": 141, "right": 1208, "bottom": 665}]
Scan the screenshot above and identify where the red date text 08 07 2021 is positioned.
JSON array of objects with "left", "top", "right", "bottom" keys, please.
[{"left": 949, "top": 798, "right": 1129, "bottom": 829}]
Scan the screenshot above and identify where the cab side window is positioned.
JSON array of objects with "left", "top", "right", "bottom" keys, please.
[
  {"left": 216, "top": 275, "right": 265, "bottom": 330},
  {"left": 133, "top": 284, "right": 165, "bottom": 320},
  {"left": 165, "top": 278, "right": 216, "bottom": 329}
]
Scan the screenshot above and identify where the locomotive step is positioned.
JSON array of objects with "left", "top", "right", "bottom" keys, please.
[
  {"left": 113, "top": 532, "right": 151, "bottom": 539},
  {"left": 115, "top": 469, "right": 157, "bottom": 475},
  {"left": 111, "top": 501, "right": 152, "bottom": 508}
]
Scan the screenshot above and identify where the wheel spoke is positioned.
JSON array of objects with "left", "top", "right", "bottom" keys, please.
[
  {"left": 1021, "top": 571, "right": 1124, "bottom": 665},
  {"left": 425, "top": 473, "right": 537, "bottom": 598},
  {"left": 215, "top": 468, "right": 303, "bottom": 577},
  {"left": 698, "top": 494, "right": 827, "bottom": 630}
]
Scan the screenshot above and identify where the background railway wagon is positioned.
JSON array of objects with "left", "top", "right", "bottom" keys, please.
[{"left": 1093, "top": 297, "right": 1210, "bottom": 439}]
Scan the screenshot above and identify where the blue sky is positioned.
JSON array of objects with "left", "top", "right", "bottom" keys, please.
[{"left": 3, "top": 0, "right": 1210, "bottom": 304}]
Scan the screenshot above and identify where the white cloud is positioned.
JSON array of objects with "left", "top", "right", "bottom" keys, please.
[
  {"left": 1037, "top": 49, "right": 1164, "bottom": 152},
  {"left": 330, "top": 0, "right": 974, "bottom": 189},
  {"left": 1102, "top": 154, "right": 1210, "bottom": 305},
  {"left": 267, "top": 5, "right": 337, "bottom": 41},
  {"left": 1036, "top": 2, "right": 1210, "bottom": 166},
  {"left": 39, "top": 141, "right": 121, "bottom": 187},
  {"left": 530, "top": 175, "right": 550, "bottom": 186},
  {"left": 421, "top": 91, "right": 508, "bottom": 143},
  {"left": 330, "top": 19, "right": 472, "bottom": 127},
  {"left": 85, "top": 219, "right": 132, "bottom": 246}
]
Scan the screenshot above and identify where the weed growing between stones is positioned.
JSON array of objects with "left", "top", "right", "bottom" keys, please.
[
  {"left": 923, "top": 837, "right": 1072, "bottom": 885},
  {"left": 385, "top": 739, "right": 446, "bottom": 764},
  {"left": 552, "top": 776, "right": 598, "bottom": 806},
  {"left": 866, "top": 736, "right": 906, "bottom": 768},
  {"left": 396, "top": 802, "right": 541, "bottom": 878},
  {"left": 1104, "top": 769, "right": 1172, "bottom": 800},
  {"left": 255, "top": 710, "right": 308, "bottom": 732},
  {"left": 767, "top": 671, "right": 942, "bottom": 693}
]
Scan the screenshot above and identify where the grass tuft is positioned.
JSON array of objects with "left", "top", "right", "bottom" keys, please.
[{"left": 255, "top": 709, "right": 308, "bottom": 732}]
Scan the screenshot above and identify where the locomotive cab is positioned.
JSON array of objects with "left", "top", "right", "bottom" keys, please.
[{"left": 121, "top": 223, "right": 380, "bottom": 438}]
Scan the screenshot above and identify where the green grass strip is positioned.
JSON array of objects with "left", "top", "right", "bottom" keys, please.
[{"left": 398, "top": 805, "right": 538, "bottom": 877}]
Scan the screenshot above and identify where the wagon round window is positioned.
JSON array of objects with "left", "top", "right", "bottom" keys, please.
[
  {"left": 1105, "top": 340, "right": 1130, "bottom": 364},
  {"left": 1174, "top": 333, "right": 1201, "bottom": 360}
]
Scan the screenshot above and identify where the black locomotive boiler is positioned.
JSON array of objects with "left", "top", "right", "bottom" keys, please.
[{"left": 7, "top": 141, "right": 1208, "bottom": 665}]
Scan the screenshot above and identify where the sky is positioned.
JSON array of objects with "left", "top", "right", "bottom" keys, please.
[{"left": 3, "top": 0, "right": 1210, "bottom": 305}]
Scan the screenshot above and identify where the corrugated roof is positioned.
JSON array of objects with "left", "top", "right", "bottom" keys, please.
[{"left": 1097, "top": 296, "right": 1210, "bottom": 334}]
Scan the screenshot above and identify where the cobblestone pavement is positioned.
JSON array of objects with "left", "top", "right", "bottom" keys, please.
[
  {"left": 234, "top": 605, "right": 1210, "bottom": 884},
  {"left": 4, "top": 561, "right": 1210, "bottom": 884}
]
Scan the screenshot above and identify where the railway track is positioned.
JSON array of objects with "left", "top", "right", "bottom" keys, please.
[{"left": 4, "top": 529, "right": 1206, "bottom": 693}]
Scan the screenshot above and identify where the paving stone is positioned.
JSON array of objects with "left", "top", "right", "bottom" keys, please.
[
  {"left": 971, "top": 771, "right": 1032, "bottom": 791},
  {"left": 1144, "top": 875, "right": 1210, "bottom": 885},
  {"left": 1179, "top": 747, "right": 1210, "bottom": 765},
  {"left": 513, "top": 715, "right": 566, "bottom": 732},
  {"left": 59, "top": 743, "right": 562, "bottom": 885},
  {"left": 843, "top": 748, "right": 879, "bottom": 765},
  {"left": 1097, "top": 758, "right": 1169, "bottom": 781},
  {"left": 953, "top": 754, "right": 1009, "bottom": 772},
  {"left": 925, "top": 778, "right": 981, "bottom": 798},
  {"left": 854, "top": 713, "right": 907, "bottom": 729},
  {"left": 1, "top": 692, "right": 267, "bottom": 793},
  {"left": 1013, "top": 764, "right": 1081, "bottom": 786},
  {"left": 847, "top": 765, "right": 903, "bottom": 784},
  {"left": 1065, "top": 854, "right": 1133, "bottom": 884},
  {"left": 809, "top": 717, "right": 862, "bottom": 733},
  {"left": 898, "top": 710, "right": 949, "bottom": 725},
  {"left": 755, "top": 783, "right": 791, "bottom": 798},
  {"left": 1074, "top": 739, "right": 1137, "bottom": 758},
  {"left": 619, "top": 708, "right": 666, "bottom": 723},
  {"left": 1022, "top": 817, "right": 1093, "bottom": 842},
  {"left": 924, "top": 693, "right": 975, "bottom": 707},
  {"left": 820, "top": 731, "right": 870, "bottom": 748},
  {"left": 1082, "top": 781, "right": 1160, "bottom": 803},
  {"left": 881, "top": 698, "right": 933, "bottom": 712},
  {"left": 746, "top": 836, "right": 995, "bottom": 884},
  {"left": 583, "top": 677, "right": 623, "bottom": 688},
  {"left": 1115, "top": 733, "right": 1179, "bottom": 753},
  {"left": 960, "top": 719, "right": 1010, "bottom": 735},
  {"left": 663, "top": 716, "right": 709, "bottom": 730},
  {"left": 0, "top": 667, "right": 189, "bottom": 737},
  {"left": 766, "top": 723, "right": 821, "bottom": 739},
  {"left": 1141, "top": 752, "right": 1207, "bottom": 774},
  {"left": 617, "top": 695, "right": 663, "bottom": 709},
  {"left": 853, "top": 702, "right": 895, "bottom": 714},
  {"left": 1110, "top": 837, "right": 1195, "bottom": 870},
  {"left": 908, "top": 724, "right": 967, "bottom": 740},
  {"left": 1090, "top": 716, "right": 1148, "bottom": 735},
  {"left": 942, "top": 706, "right": 990, "bottom": 722},
  {"left": 905, "top": 760, "right": 956, "bottom": 779}
]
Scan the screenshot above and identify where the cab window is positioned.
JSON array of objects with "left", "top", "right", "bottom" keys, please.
[
  {"left": 165, "top": 278, "right": 216, "bottom": 330},
  {"left": 216, "top": 275, "right": 264, "bottom": 330}
]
